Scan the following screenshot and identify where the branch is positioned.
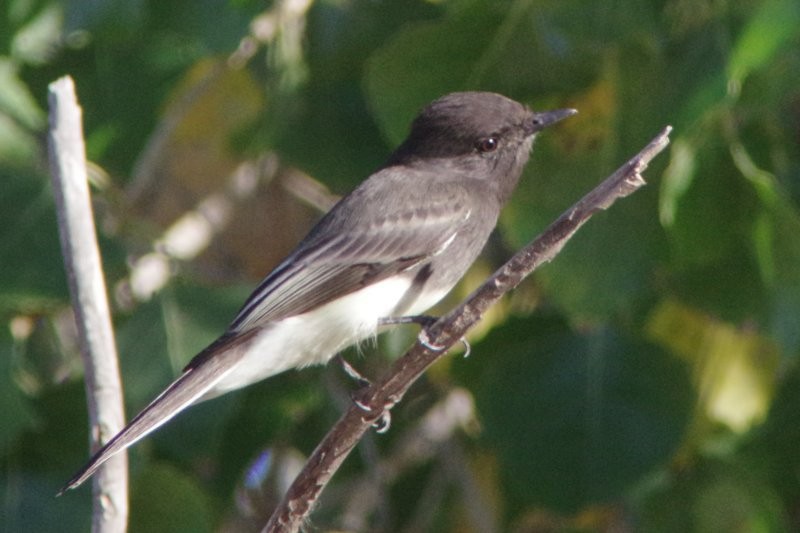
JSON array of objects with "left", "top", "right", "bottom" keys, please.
[
  {"left": 48, "top": 76, "right": 128, "bottom": 532},
  {"left": 263, "top": 126, "right": 673, "bottom": 533}
]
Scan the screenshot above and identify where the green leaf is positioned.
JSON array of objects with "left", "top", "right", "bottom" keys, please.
[
  {"left": 262, "top": 1, "right": 443, "bottom": 192},
  {"left": 660, "top": 138, "right": 697, "bottom": 228},
  {"left": 129, "top": 463, "right": 215, "bottom": 533},
  {"left": 0, "top": 58, "right": 44, "bottom": 129},
  {"left": 665, "top": 134, "right": 757, "bottom": 267},
  {"left": 0, "top": 326, "right": 37, "bottom": 455},
  {"left": 364, "top": 5, "right": 506, "bottom": 145},
  {"left": 728, "top": 0, "right": 800, "bottom": 86},
  {"left": 637, "top": 458, "right": 788, "bottom": 532},
  {"left": 463, "top": 315, "right": 693, "bottom": 514},
  {"left": 0, "top": 169, "right": 67, "bottom": 309}
]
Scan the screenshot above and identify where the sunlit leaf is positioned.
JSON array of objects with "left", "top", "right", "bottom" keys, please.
[
  {"left": 727, "top": 0, "right": 800, "bottom": 87},
  {"left": 646, "top": 298, "right": 780, "bottom": 432},
  {"left": 660, "top": 138, "right": 697, "bottom": 228}
]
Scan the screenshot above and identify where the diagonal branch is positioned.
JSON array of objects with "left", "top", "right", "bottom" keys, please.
[
  {"left": 263, "top": 126, "right": 673, "bottom": 533},
  {"left": 48, "top": 76, "right": 128, "bottom": 533}
]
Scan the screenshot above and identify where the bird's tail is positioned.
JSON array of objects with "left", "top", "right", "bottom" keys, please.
[{"left": 58, "top": 330, "right": 257, "bottom": 495}]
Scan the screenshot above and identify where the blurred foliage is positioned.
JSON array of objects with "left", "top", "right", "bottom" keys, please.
[{"left": 1, "top": 0, "right": 800, "bottom": 531}]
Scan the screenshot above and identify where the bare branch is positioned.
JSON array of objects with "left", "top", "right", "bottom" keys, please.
[
  {"left": 48, "top": 76, "right": 128, "bottom": 532},
  {"left": 263, "top": 126, "right": 673, "bottom": 532}
]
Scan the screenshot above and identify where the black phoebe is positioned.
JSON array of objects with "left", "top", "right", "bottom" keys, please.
[{"left": 61, "top": 92, "right": 575, "bottom": 492}]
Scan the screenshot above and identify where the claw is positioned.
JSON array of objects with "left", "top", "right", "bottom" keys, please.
[
  {"left": 374, "top": 410, "right": 391, "bottom": 433},
  {"left": 418, "top": 328, "right": 446, "bottom": 351},
  {"left": 352, "top": 395, "right": 371, "bottom": 412},
  {"left": 461, "top": 337, "right": 472, "bottom": 358},
  {"left": 418, "top": 328, "right": 471, "bottom": 357}
]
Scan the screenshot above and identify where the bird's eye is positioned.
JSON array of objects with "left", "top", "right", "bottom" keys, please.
[{"left": 476, "top": 137, "right": 498, "bottom": 153}]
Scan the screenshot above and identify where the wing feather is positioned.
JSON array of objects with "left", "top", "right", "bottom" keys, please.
[{"left": 230, "top": 174, "right": 472, "bottom": 332}]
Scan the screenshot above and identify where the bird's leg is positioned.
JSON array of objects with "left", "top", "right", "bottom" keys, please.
[
  {"left": 379, "top": 314, "right": 438, "bottom": 328},
  {"left": 379, "top": 315, "right": 471, "bottom": 357},
  {"left": 336, "top": 356, "right": 393, "bottom": 432},
  {"left": 340, "top": 316, "right": 440, "bottom": 386},
  {"left": 380, "top": 315, "right": 443, "bottom": 351},
  {"left": 348, "top": 315, "right": 472, "bottom": 434},
  {"left": 336, "top": 354, "right": 371, "bottom": 388}
]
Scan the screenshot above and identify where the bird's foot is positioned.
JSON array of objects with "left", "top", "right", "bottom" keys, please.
[
  {"left": 352, "top": 391, "right": 398, "bottom": 434},
  {"left": 379, "top": 314, "right": 471, "bottom": 357}
]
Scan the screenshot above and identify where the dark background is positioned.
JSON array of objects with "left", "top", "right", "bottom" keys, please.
[{"left": 2, "top": 0, "right": 800, "bottom": 531}]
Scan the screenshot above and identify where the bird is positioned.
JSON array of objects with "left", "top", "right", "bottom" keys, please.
[{"left": 60, "top": 91, "right": 575, "bottom": 492}]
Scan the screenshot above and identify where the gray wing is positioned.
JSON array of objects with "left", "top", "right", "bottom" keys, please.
[{"left": 228, "top": 174, "right": 473, "bottom": 333}]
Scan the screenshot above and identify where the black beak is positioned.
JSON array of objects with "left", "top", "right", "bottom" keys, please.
[{"left": 526, "top": 108, "right": 577, "bottom": 135}]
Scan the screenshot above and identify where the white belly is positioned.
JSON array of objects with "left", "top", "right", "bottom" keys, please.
[{"left": 208, "top": 275, "right": 447, "bottom": 395}]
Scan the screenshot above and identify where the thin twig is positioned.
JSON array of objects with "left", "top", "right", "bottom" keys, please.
[
  {"left": 263, "top": 126, "right": 673, "bottom": 532},
  {"left": 48, "top": 76, "right": 128, "bottom": 533}
]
